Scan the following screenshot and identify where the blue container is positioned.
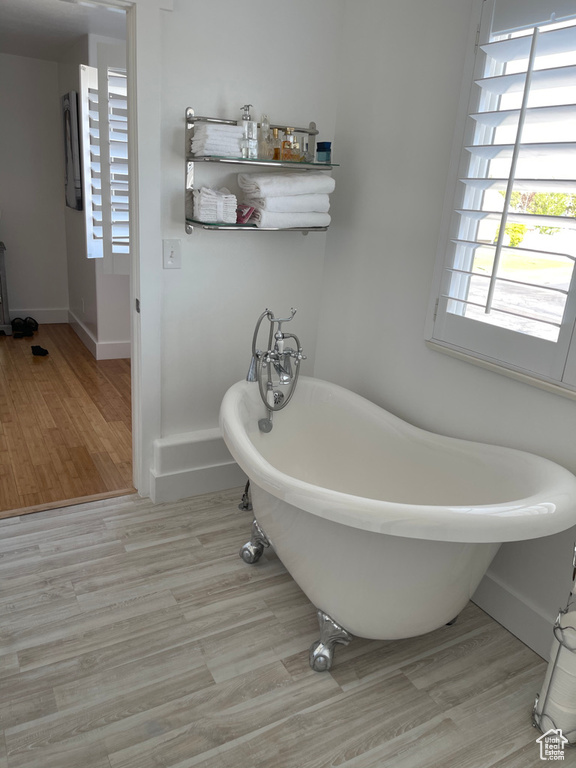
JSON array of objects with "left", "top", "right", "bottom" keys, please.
[{"left": 317, "top": 141, "right": 332, "bottom": 163}]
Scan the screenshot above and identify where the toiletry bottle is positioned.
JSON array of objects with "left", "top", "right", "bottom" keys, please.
[
  {"left": 240, "top": 104, "right": 258, "bottom": 159},
  {"left": 317, "top": 141, "right": 332, "bottom": 163},
  {"left": 281, "top": 127, "right": 294, "bottom": 161},
  {"left": 292, "top": 141, "right": 302, "bottom": 162},
  {"left": 259, "top": 114, "right": 273, "bottom": 160},
  {"left": 272, "top": 128, "right": 282, "bottom": 161}
]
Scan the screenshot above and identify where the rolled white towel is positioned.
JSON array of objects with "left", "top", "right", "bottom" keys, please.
[
  {"left": 244, "top": 193, "right": 330, "bottom": 213},
  {"left": 238, "top": 172, "right": 335, "bottom": 198},
  {"left": 251, "top": 209, "right": 331, "bottom": 229}
]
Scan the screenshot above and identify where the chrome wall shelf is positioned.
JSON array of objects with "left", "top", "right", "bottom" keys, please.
[
  {"left": 185, "top": 219, "right": 326, "bottom": 234},
  {"left": 185, "top": 107, "right": 336, "bottom": 234},
  {"left": 192, "top": 155, "right": 338, "bottom": 170}
]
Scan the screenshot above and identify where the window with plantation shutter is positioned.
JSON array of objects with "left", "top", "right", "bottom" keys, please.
[
  {"left": 80, "top": 56, "right": 130, "bottom": 275},
  {"left": 429, "top": 0, "right": 576, "bottom": 392}
]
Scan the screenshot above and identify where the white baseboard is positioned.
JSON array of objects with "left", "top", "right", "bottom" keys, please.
[
  {"left": 10, "top": 308, "right": 69, "bottom": 324},
  {"left": 95, "top": 340, "right": 131, "bottom": 360},
  {"left": 68, "top": 311, "right": 131, "bottom": 360},
  {"left": 472, "top": 571, "right": 554, "bottom": 660},
  {"left": 149, "top": 427, "right": 246, "bottom": 504}
]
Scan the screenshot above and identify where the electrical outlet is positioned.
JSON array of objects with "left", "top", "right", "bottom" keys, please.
[{"left": 163, "top": 239, "right": 182, "bottom": 269}]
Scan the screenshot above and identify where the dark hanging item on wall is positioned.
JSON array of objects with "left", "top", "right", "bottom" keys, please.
[{"left": 62, "top": 91, "right": 83, "bottom": 211}]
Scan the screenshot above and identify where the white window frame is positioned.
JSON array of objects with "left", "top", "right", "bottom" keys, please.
[{"left": 426, "top": 0, "right": 576, "bottom": 399}]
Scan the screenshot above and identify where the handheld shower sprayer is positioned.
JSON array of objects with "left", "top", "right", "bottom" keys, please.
[{"left": 246, "top": 308, "right": 306, "bottom": 432}]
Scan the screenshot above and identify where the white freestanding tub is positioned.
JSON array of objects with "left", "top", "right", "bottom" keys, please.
[{"left": 220, "top": 377, "right": 576, "bottom": 669}]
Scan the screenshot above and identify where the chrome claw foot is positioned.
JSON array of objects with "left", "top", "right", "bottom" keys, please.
[
  {"left": 309, "top": 610, "right": 353, "bottom": 672},
  {"left": 239, "top": 519, "right": 270, "bottom": 564}
]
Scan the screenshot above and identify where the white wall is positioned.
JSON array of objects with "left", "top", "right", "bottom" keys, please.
[
  {"left": 0, "top": 53, "right": 69, "bottom": 323},
  {"left": 160, "top": 0, "right": 343, "bottom": 434},
  {"left": 96, "top": 270, "right": 130, "bottom": 349},
  {"left": 315, "top": 0, "right": 576, "bottom": 658},
  {"left": 150, "top": 0, "right": 344, "bottom": 496}
]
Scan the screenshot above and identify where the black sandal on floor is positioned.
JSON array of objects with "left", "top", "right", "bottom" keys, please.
[
  {"left": 24, "top": 317, "right": 38, "bottom": 333},
  {"left": 11, "top": 318, "right": 26, "bottom": 338}
]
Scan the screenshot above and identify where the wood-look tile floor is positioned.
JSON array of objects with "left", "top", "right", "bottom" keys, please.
[
  {"left": 0, "top": 487, "right": 550, "bottom": 768},
  {"left": 0, "top": 323, "right": 133, "bottom": 518}
]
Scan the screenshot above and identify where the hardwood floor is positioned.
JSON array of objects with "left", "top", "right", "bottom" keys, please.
[
  {"left": 0, "top": 487, "right": 550, "bottom": 768},
  {"left": 0, "top": 323, "right": 133, "bottom": 518}
]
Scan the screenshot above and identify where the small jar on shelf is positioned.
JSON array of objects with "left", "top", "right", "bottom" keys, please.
[
  {"left": 281, "top": 128, "right": 295, "bottom": 161},
  {"left": 272, "top": 128, "right": 282, "bottom": 161}
]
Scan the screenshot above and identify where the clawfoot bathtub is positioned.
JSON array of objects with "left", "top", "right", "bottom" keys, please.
[{"left": 220, "top": 377, "right": 576, "bottom": 671}]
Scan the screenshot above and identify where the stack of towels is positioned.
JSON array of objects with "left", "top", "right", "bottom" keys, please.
[
  {"left": 238, "top": 172, "right": 335, "bottom": 228},
  {"left": 193, "top": 187, "right": 237, "bottom": 224},
  {"left": 192, "top": 123, "right": 244, "bottom": 158}
]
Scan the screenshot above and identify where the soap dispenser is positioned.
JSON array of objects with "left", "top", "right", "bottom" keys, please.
[{"left": 240, "top": 104, "right": 258, "bottom": 159}]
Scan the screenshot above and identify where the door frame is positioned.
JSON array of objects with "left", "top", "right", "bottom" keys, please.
[{"left": 112, "top": 0, "right": 172, "bottom": 496}]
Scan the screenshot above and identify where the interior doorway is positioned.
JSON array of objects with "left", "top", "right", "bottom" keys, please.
[{"left": 0, "top": 0, "right": 134, "bottom": 519}]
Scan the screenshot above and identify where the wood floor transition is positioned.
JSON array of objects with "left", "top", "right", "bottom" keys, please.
[
  {"left": 0, "top": 487, "right": 549, "bottom": 768},
  {"left": 0, "top": 323, "right": 133, "bottom": 518}
]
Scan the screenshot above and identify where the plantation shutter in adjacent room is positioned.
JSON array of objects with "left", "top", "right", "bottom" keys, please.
[
  {"left": 79, "top": 45, "right": 130, "bottom": 275},
  {"left": 102, "top": 66, "right": 130, "bottom": 273},
  {"left": 80, "top": 64, "right": 103, "bottom": 259}
]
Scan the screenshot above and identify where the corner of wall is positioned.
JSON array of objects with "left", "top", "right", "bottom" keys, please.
[
  {"left": 149, "top": 427, "right": 246, "bottom": 504},
  {"left": 472, "top": 571, "right": 553, "bottom": 660}
]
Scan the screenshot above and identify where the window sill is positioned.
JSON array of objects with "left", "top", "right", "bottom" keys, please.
[{"left": 426, "top": 339, "right": 576, "bottom": 402}]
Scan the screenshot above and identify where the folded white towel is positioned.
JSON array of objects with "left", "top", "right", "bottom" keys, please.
[
  {"left": 192, "top": 146, "right": 242, "bottom": 158},
  {"left": 192, "top": 124, "right": 243, "bottom": 157},
  {"left": 238, "top": 172, "right": 336, "bottom": 198},
  {"left": 192, "top": 137, "right": 242, "bottom": 148},
  {"left": 193, "top": 187, "right": 237, "bottom": 224},
  {"left": 194, "top": 123, "right": 243, "bottom": 138},
  {"left": 251, "top": 210, "right": 331, "bottom": 229},
  {"left": 244, "top": 193, "right": 330, "bottom": 213},
  {"left": 192, "top": 138, "right": 242, "bottom": 157}
]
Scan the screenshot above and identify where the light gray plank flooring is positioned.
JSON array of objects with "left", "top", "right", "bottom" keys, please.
[{"left": 0, "top": 488, "right": 552, "bottom": 767}]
